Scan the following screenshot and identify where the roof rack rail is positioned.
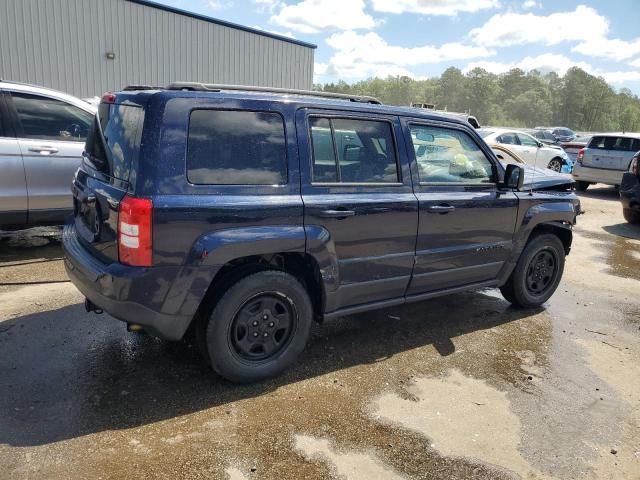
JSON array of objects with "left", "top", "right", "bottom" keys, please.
[
  {"left": 165, "top": 82, "right": 382, "bottom": 104},
  {"left": 122, "top": 84, "right": 161, "bottom": 91}
]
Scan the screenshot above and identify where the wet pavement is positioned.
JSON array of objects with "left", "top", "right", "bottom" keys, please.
[{"left": 0, "top": 186, "right": 639, "bottom": 480}]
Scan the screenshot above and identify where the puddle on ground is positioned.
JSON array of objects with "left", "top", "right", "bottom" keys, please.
[
  {"left": 225, "top": 466, "right": 249, "bottom": 480},
  {"left": 372, "top": 369, "right": 544, "bottom": 479},
  {"left": 575, "top": 229, "right": 640, "bottom": 282},
  {"left": 575, "top": 338, "right": 640, "bottom": 480},
  {"left": 293, "top": 434, "right": 406, "bottom": 480}
]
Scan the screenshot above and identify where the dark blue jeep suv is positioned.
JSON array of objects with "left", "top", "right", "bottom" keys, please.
[{"left": 64, "top": 83, "right": 580, "bottom": 382}]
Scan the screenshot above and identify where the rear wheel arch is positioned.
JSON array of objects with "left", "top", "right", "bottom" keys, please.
[{"left": 192, "top": 252, "right": 326, "bottom": 330}]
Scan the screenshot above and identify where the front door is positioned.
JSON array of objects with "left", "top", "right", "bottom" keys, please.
[
  {"left": 297, "top": 110, "right": 418, "bottom": 312},
  {"left": 405, "top": 120, "right": 518, "bottom": 295},
  {"left": 6, "top": 91, "right": 93, "bottom": 221},
  {"left": 0, "top": 91, "right": 27, "bottom": 225}
]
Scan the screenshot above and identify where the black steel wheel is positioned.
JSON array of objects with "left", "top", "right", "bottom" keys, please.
[
  {"left": 525, "top": 250, "right": 557, "bottom": 296},
  {"left": 500, "top": 233, "right": 565, "bottom": 308},
  {"left": 230, "top": 293, "right": 296, "bottom": 362},
  {"left": 204, "top": 270, "right": 313, "bottom": 383}
]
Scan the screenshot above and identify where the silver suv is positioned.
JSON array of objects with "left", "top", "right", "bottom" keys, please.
[
  {"left": 573, "top": 134, "right": 640, "bottom": 191},
  {"left": 0, "top": 81, "right": 96, "bottom": 227}
]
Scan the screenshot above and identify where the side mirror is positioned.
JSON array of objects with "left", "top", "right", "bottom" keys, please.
[
  {"left": 537, "top": 141, "right": 543, "bottom": 148},
  {"left": 503, "top": 164, "right": 525, "bottom": 190}
]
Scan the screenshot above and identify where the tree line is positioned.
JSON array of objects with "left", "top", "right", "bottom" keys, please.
[{"left": 316, "top": 67, "right": 640, "bottom": 133}]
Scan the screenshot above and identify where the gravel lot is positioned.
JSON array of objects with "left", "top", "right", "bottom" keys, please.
[{"left": 0, "top": 186, "right": 638, "bottom": 480}]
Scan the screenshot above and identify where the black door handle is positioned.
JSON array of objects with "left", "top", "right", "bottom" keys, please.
[
  {"left": 427, "top": 205, "right": 455, "bottom": 214},
  {"left": 318, "top": 209, "right": 356, "bottom": 218}
]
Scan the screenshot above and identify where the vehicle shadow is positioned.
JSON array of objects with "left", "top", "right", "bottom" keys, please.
[
  {"left": 0, "top": 289, "right": 541, "bottom": 447},
  {"left": 602, "top": 223, "right": 640, "bottom": 241},
  {"left": 576, "top": 186, "right": 620, "bottom": 202}
]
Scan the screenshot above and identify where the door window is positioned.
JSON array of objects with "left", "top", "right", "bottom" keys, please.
[
  {"left": 410, "top": 124, "right": 495, "bottom": 184},
  {"left": 589, "top": 136, "right": 640, "bottom": 152},
  {"left": 497, "top": 133, "right": 520, "bottom": 145},
  {"left": 11, "top": 92, "right": 93, "bottom": 142},
  {"left": 516, "top": 133, "right": 539, "bottom": 147},
  {"left": 309, "top": 116, "right": 399, "bottom": 183}
]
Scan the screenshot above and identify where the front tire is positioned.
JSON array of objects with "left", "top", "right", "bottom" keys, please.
[
  {"left": 575, "top": 181, "right": 590, "bottom": 191},
  {"left": 500, "top": 234, "right": 565, "bottom": 308},
  {"left": 623, "top": 208, "right": 640, "bottom": 224},
  {"left": 205, "top": 270, "right": 313, "bottom": 383},
  {"left": 547, "top": 158, "right": 563, "bottom": 172}
]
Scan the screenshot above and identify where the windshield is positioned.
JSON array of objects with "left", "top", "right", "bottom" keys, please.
[{"left": 476, "top": 129, "right": 493, "bottom": 138}]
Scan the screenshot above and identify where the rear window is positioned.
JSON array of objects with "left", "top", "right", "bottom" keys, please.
[
  {"left": 589, "top": 136, "right": 640, "bottom": 152},
  {"left": 85, "top": 103, "right": 144, "bottom": 181},
  {"left": 187, "top": 110, "right": 287, "bottom": 185}
]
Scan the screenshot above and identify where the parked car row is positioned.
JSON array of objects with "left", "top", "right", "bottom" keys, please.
[{"left": 477, "top": 127, "right": 573, "bottom": 173}]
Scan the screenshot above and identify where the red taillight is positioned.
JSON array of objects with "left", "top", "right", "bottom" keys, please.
[
  {"left": 118, "top": 195, "right": 153, "bottom": 267},
  {"left": 101, "top": 92, "right": 116, "bottom": 104},
  {"left": 577, "top": 148, "right": 585, "bottom": 165}
]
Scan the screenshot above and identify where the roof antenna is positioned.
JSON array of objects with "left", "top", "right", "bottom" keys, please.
[{"left": 530, "top": 141, "right": 538, "bottom": 196}]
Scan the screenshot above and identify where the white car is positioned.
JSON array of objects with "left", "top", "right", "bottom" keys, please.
[{"left": 478, "top": 128, "right": 573, "bottom": 173}]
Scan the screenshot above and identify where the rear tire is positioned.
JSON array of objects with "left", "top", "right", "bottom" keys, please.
[
  {"left": 500, "top": 234, "right": 565, "bottom": 308},
  {"left": 204, "top": 270, "right": 313, "bottom": 383},
  {"left": 623, "top": 208, "right": 640, "bottom": 224},
  {"left": 575, "top": 181, "right": 590, "bottom": 191}
]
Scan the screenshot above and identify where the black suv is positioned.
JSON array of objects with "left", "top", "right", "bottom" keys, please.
[{"left": 64, "top": 84, "right": 580, "bottom": 382}]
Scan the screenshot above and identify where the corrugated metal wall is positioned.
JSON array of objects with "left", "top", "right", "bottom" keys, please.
[{"left": 0, "top": 0, "right": 315, "bottom": 98}]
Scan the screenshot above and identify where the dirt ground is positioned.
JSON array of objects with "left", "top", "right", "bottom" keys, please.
[{"left": 0, "top": 185, "right": 638, "bottom": 480}]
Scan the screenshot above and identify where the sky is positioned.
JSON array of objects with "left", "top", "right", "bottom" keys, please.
[{"left": 155, "top": 0, "right": 640, "bottom": 93}]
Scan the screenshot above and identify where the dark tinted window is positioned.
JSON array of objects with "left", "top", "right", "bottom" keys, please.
[
  {"left": 310, "top": 117, "right": 337, "bottom": 182},
  {"left": 310, "top": 117, "right": 399, "bottom": 183},
  {"left": 497, "top": 133, "right": 520, "bottom": 145},
  {"left": 589, "top": 136, "right": 640, "bottom": 152},
  {"left": 85, "top": 103, "right": 144, "bottom": 180},
  {"left": 410, "top": 124, "right": 494, "bottom": 184},
  {"left": 11, "top": 92, "right": 93, "bottom": 142},
  {"left": 187, "top": 110, "right": 286, "bottom": 185}
]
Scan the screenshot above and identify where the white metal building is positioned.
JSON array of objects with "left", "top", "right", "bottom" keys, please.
[{"left": 0, "top": 0, "right": 316, "bottom": 98}]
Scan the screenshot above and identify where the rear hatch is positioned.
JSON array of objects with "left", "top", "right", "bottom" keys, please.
[
  {"left": 582, "top": 136, "right": 639, "bottom": 171},
  {"left": 72, "top": 96, "right": 145, "bottom": 263}
]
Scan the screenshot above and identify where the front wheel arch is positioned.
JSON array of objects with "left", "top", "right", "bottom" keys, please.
[{"left": 547, "top": 157, "right": 564, "bottom": 172}]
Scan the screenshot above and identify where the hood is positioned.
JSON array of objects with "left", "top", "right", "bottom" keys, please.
[{"left": 500, "top": 161, "right": 575, "bottom": 191}]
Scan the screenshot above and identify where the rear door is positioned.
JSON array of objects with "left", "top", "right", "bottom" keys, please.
[
  {"left": 71, "top": 99, "right": 145, "bottom": 262},
  {"left": 297, "top": 109, "right": 418, "bottom": 311},
  {"left": 406, "top": 120, "right": 518, "bottom": 295},
  {"left": 0, "top": 91, "right": 27, "bottom": 225},
  {"left": 6, "top": 90, "right": 93, "bottom": 222}
]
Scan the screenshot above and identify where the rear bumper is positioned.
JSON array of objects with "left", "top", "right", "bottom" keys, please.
[
  {"left": 572, "top": 164, "right": 625, "bottom": 185},
  {"left": 63, "top": 222, "right": 192, "bottom": 340},
  {"left": 620, "top": 173, "right": 640, "bottom": 210}
]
